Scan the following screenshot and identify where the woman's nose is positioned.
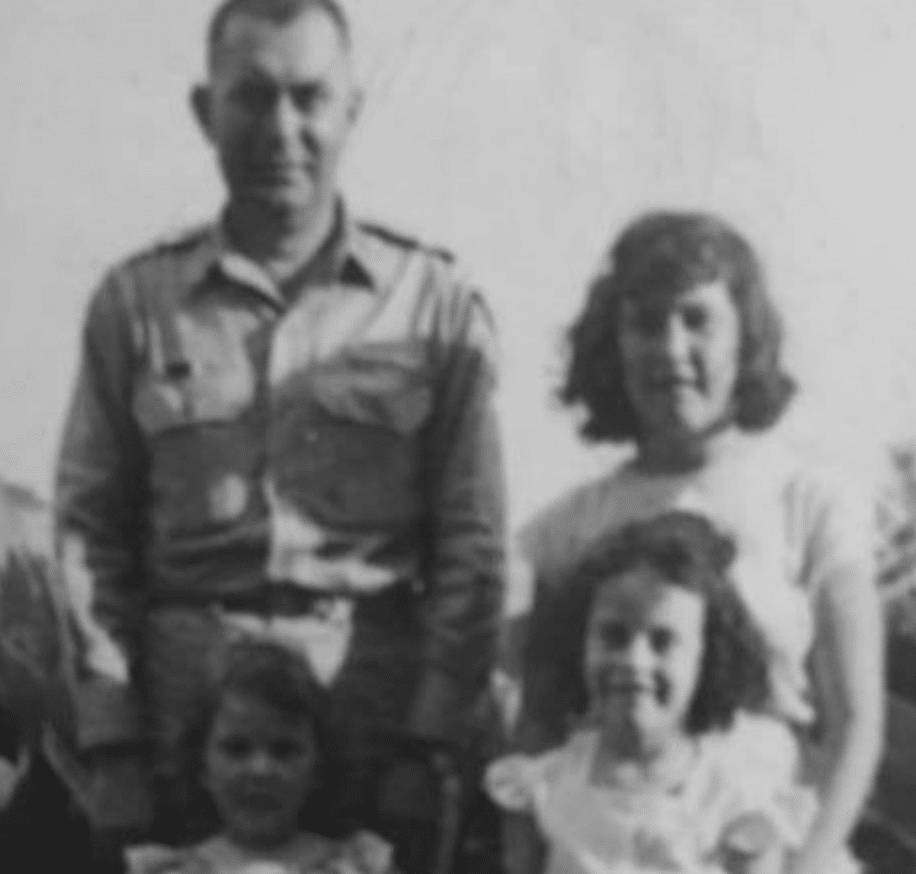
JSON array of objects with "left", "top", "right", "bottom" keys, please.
[{"left": 659, "top": 315, "right": 691, "bottom": 362}]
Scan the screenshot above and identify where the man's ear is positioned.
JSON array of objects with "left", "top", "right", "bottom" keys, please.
[
  {"left": 190, "top": 84, "right": 214, "bottom": 140},
  {"left": 347, "top": 86, "right": 364, "bottom": 128}
]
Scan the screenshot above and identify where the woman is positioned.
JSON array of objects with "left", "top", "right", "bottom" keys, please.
[{"left": 509, "top": 212, "right": 884, "bottom": 874}]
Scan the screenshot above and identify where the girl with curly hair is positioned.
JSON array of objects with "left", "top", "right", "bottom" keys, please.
[
  {"left": 507, "top": 211, "right": 883, "bottom": 874},
  {"left": 490, "top": 512, "right": 857, "bottom": 874},
  {"left": 126, "top": 638, "right": 395, "bottom": 874}
]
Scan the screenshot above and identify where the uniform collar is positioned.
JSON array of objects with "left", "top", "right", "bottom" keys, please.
[{"left": 183, "top": 200, "right": 382, "bottom": 303}]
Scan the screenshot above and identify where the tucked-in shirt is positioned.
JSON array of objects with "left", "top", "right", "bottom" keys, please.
[{"left": 55, "top": 207, "right": 506, "bottom": 746}]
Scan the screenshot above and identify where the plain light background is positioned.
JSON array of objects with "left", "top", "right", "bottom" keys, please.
[{"left": 1, "top": 0, "right": 915, "bottom": 524}]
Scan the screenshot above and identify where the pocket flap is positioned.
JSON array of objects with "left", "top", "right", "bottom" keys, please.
[{"left": 307, "top": 353, "right": 432, "bottom": 435}]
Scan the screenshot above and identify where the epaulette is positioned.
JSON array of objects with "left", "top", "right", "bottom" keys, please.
[
  {"left": 124, "top": 222, "right": 212, "bottom": 266},
  {"left": 358, "top": 220, "right": 455, "bottom": 263}
]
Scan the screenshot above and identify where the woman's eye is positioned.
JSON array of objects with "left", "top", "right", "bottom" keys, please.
[
  {"left": 631, "top": 310, "right": 665, "bottom": 335},
  {"left": 650, "top": 628, "right": 675, "bottom": 653}
]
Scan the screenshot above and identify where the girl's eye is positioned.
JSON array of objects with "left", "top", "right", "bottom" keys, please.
[
  {"left": 681, "top": 305, "right": 710, "bottom": 331},
  {"left": 649, "top": 628, "right": 675, "bottom": 653},
  {"left": 602, "top": 623, "right": 631, "bottom": 649},
  {"left": 219, "top": 736, "right": 253, "bottom": 759},
  {"left": 270, "top": 739, "right": 303, "bottom": 760}
]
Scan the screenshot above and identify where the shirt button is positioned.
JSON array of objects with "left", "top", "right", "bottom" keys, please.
[{"left": 209, "top": 474, "right": 248, "bottom": 522}]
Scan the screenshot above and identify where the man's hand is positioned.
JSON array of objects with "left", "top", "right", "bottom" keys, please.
[{"left": 0, "top": 747, "right": 29, "bottom": 812}]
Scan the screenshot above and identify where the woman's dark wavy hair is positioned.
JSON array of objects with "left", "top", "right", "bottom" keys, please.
[
  {"left": 184, "top": 637, "right": 330, "bottom": 805},
  {"left": 527, "top": 512, "right": 771, "bottom": 736},
  {"left": 560, "top": 210, "right": 796, "bottom": 443}
]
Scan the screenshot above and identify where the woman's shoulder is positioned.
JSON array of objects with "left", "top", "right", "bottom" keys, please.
[
  {"left": 735, "top": 432, "right": 873, "bottom": 505},
  {"left": 516, "top": 463, "right": 641, "bottom": 570}
]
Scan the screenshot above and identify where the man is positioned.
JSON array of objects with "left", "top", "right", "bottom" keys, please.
[{"left": 55, "top": 0, "right": 505, "bottom": 852}]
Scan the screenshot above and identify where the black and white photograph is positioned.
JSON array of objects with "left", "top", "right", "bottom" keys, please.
[{"left": 0, "top": 2, "right": 914, "bottom": 872}]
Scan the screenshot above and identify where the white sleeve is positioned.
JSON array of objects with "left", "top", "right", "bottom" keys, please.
[
  {"left": 483, "top": 748, "right": 564, "bottom": 812},
  {"left": 791, "top": 465, "right": 877, "bottom": 598}
]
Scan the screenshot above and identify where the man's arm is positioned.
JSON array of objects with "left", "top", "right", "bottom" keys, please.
[
  {"left": 55, "top": 273, "right": 148, "bottom": 749},
  {"left": 409, "top": 278, "right": 506, "bottom": 742}
]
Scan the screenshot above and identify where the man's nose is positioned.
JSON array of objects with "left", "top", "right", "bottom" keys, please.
[{"left": 265, "top": 92, "right": 304, "bottom": 147}]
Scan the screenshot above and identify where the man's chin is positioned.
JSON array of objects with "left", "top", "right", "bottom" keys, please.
[{"left": 232, "top": 183, "right": 320, "bottom": 216}]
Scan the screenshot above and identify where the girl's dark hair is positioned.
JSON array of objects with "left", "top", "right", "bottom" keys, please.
[
  {"left": 560, "top": 210, "right": 796, "bottom": 443},
  {"left": 526, "top": 512, "right": 771, "bottom": 738},
  {"left": 184, "top": 637, "right": 329, "bottom": 799}
]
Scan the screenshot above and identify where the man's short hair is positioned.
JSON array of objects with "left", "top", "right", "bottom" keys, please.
[{"left": 207, "top": 0, "right": 352, "bottom": 66}]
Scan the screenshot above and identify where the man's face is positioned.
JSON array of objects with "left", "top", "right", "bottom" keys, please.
[{"left": 194, "top": 8, "right": 359, "bottom": 219}]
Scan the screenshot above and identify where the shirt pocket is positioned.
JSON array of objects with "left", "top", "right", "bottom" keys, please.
[
  {"left": 307, "top": 344, "right": 433, "bottom": 434},
  {"left": 132, "top": 361, "right": 256, "bottom": 537},
  {"left": 270, "top": 344, "right": 434, "bottom": 530}
]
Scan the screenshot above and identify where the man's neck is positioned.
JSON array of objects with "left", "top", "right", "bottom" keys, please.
[{"left": 224, "top": 196, "right": 339, "bottom": 287}]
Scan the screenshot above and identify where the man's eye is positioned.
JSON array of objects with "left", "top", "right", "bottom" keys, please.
[
  {"left": 232, "top": 83, "right": 276, "bottom": 111},
  {"left": 650, "top": 628, "right": 674, "bottom": 653},
  {"left": 290, "top": 85, "right": 325, "bottom": 112}
]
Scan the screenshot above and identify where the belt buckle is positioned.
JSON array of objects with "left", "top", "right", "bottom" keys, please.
[{"left": 264, "top": 583, "right": 308, "bottom": 617}]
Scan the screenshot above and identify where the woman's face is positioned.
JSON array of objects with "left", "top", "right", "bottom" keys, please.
[
  {"left": 584, "top": 569, "right": 706, "bottom": 753},
  {"left": 204, "top": 693, "right": 317, "bottom": 848},
  {"left": 618, "top": 279, "right": 742, "bottom": 445}
]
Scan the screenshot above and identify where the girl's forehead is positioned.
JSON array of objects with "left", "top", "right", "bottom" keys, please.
[
  {"left": 211, "top": 693, "right": 313, "bottom": 734},
  {"left": 590, "top": 567, "right": 705, "bottom": 619},
  {"left": 621, "top": 278, "right": 733, "bottom": 311}
]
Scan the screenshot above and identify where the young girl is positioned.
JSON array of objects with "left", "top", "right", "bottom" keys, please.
[
  {"left": 488, "top": 512, "right": 858, "bottom": 874},
  {"left": 127, "top": 637, "right": 395, "bottom": 874}
]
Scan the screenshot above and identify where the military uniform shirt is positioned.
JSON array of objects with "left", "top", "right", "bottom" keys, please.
[{"left": 55, "top": 206, "right": 506, "bottom": 748}]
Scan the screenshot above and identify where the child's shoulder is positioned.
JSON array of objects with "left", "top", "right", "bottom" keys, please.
[
  {"left": 484, "top": 730, "right": 597, "bottom": 812},
  {"left": 125, "top": 844, "right": 212, "bottom": 874}
]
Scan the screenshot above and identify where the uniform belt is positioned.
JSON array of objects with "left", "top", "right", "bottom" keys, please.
[{"left": 148, "top": 580, "right": 414, "bottom": 619}]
